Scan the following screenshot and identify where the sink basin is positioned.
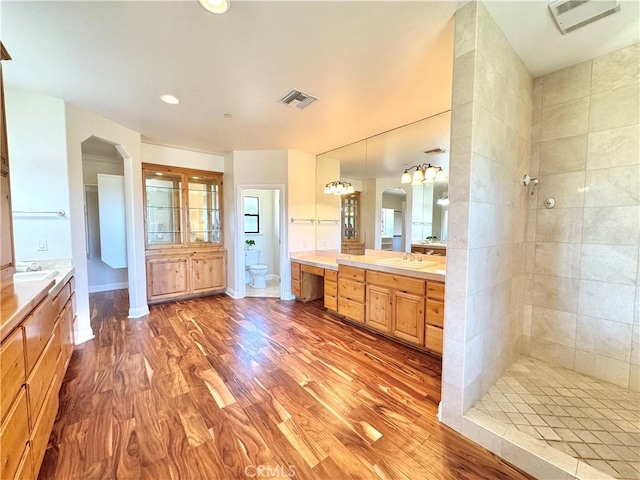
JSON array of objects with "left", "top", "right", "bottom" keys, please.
[
  {"left": 13, "top": 270, "right": 59, "bottom": 282},
  {"left": 375, "top": 258, "right": 438, "bottom": 270}
]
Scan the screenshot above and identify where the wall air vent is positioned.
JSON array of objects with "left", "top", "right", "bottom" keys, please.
[
  {"left": 278, "top": 88, "right": 318, "bottom": 109},
  {"left": 548, "top": 0, "right": 620, "bottom": 34},
  {"left": 424, "top": 148, "right": 447, "bottom": 155}
]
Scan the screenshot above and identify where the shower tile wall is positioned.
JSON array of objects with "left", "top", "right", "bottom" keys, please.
[
  {"left": 442, "top": 0, "right": 532, "bottom": 424},
  {"left": 525, "top": 43, "right": 640, "bottom": 391}
]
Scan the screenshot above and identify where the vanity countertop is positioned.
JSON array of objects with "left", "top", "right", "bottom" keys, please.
[
  {"left": 0, "top": 266, "right": 75, "bottom": 342},
  {"left": 411, "top": 242, "right": 447, "bottom": 248},
  {"left": 290, "top": 252, "right": 446, "bottom": 282}
]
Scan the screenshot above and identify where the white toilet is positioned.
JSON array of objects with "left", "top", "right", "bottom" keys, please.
[{"left": 245, "top": 250, "right": 268, "bottom": 288}]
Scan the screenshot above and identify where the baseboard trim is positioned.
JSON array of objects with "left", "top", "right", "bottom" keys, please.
[
  {"left": 88, "top": 282, "right": 128, "bottom": 293},
  {"left": 75, "top": 328, "right": 95, "bottom": 345},
  {"left": 265, "top": 274, "right": 280, "bottom": 281},
  {"left": 225, "top": 287, "right": 240, "bottom": 299},
  {"left": 128, "top": 305, "right": 150, "bottom": 318}
]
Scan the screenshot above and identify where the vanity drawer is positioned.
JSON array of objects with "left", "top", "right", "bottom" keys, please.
[
  {"left": 301, "top": 264, "right": 324, "bottom": 277},
  {"left": 338, "top": 278, "right": 365, "bottom": 303},
  {"left": 27, "top": 322, "right": 61, "bottom": 430},
  {"left": 14, "top": 443, "right": 33, "bottom": 480},
  {"left": 338, "top": 298, "right": 365, "bottom": 324},
  {"left": 325, "top": 270, "right": 337, "bottom": 282},
  {"left": 338, "top": 265, "right": 365, "bottom": 282},
  {"left": 30, "top": 380, "right": 59, "bottom": 480},
  {"left": 52, "top": 281, "right": 71, "bottom": 316},
  {"left": 324, "top": 278, "right": 337, "bottom": 297},
  {"left": 291, "top": 279, "right": 301, "bottom": 297},
  {"left": 426, "top": 299, "right": 444, "bottom": 328},
  {"left": 367, "top": 271, "right": 425, "bottom": 295},
  {"left": 0, "top": 387, "right": 29, "bottom": 480},
  {"left": 291, "top": 262, "right": 301, "bottom": 281},
  {"left": 425, "top": 325, "right": 443, "bottom": 355},
  {"left": 0, "top": 327, "right": 25, "bottom": 422},
  {"left": 22, "top": 297, "right": 55, "bottom": 374},
  {"left": 427, "top": 281, "right": 445, "bottom": 301},
  {"left": 324, "top": 295, "right": 337, "bottom": 312}
]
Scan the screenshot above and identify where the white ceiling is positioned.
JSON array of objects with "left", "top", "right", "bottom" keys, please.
[{"left": 2, "top": 0, "right": 638, "bottom": 157}]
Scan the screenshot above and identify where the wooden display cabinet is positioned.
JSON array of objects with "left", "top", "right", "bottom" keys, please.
[{"left": 143, "top": 164, "right": 226, "bottom": 303}]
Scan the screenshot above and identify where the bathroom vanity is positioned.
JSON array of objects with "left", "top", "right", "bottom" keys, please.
[{"left": 291, "top": 252, "right": 445, "bottom": 356}]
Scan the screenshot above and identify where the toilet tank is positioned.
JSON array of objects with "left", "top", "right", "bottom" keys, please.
[{"left": 245, "top": 249, "right": 261, "bottom": 266}]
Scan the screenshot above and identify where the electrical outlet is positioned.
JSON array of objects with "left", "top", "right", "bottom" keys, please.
[{"left": 37, "top": 239, "right": 48, "bottom": 251}]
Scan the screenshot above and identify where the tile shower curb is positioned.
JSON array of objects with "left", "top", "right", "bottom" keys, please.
[{"left": 460, "top": 411, "right": 617, "bottom": 480}]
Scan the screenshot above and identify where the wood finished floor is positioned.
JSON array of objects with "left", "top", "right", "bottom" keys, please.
[{"left": 39, "top": 291, "right": 532, "bottom": 480}]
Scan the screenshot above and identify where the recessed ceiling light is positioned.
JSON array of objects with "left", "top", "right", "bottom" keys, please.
[
  {"left": 155, "top": 172, "right": 164, "bottom": 176},
  {"left": 160, "top": 94, "right": 180, "bottom": 105},
  {"left": 198, "top": 0, "right": 230, "bottom": 14}
]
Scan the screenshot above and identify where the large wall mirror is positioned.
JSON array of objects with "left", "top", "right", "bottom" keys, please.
[{"left": 316, "top": 111, "right": 451, "bottom": 254}]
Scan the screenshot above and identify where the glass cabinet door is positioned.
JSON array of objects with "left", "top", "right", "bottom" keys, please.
[
  {"left": 145, "top": 172, "right": 183, "bottom": 246},
  {"left": 187, "top": 177, "right": 221, "bottom": 245},
  {"left": 342, "top": 192, "right": 360, "bottom": 240}
]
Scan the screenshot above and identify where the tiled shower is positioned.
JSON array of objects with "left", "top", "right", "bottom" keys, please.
[{"left": 442, "top": 2, "right": 639, "bottom": 479}]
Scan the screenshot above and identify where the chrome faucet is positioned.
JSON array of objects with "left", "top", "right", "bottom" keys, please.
[{"left": 402, "top": 253, "right": 416, "bottom": 261}]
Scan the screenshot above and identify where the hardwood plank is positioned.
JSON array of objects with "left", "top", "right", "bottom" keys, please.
[{"left": 37, "top": 291, "right": 534, "bottom": 480}]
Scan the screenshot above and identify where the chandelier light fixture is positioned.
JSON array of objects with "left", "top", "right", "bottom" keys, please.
[
  {"left": 400, "top": 163, "right": 448, "bottom": 185},
  {"left": 323, "top": 180, "right": 355, "bottom": 195}
]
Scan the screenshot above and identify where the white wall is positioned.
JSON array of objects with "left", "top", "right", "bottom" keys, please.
[
  {"left": 244, "top": 189, "right": 279, "bottom": 277},
  {"left": 223, "top": 152, "right": 236, "bottom": 295},
  {"left": 66, "top": 102, "right": 147, "bottom": 343},
  {"left": 141, "top": 143, "right": 224, "bottom": 171},
  {"left": 6, "top": 88, "right": 71, "bottom": 262},
  {"left": 82, "top": 156, "right": 128, "bottom": 291}
]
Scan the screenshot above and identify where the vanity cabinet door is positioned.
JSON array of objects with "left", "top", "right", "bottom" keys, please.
[
  {"left": 366, "top": 284, "right": 392, "bottom": 334},
  {"left": 192, "top": 253, "right": 226, "bottom": 293},
  {"left": 146, "top": 257, "right": 189, "bottom": 300},
  {"left": 1, "top": 171, "right": 14, "bottom": 271},
  {"left": 393, "top": 291, "right": 425, "bottom": 346}
]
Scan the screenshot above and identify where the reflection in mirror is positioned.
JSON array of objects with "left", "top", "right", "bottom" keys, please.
[{"left": 316, "top": 112, "right": 450, "bottom": 254}]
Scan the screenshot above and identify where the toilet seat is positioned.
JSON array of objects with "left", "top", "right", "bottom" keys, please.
[{"left": 249, "top": 264, "right": 268, "bottom": 272}]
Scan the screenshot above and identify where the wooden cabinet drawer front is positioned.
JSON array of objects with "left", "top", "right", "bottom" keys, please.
[
  {"left": 325, "top": 270, "right": 337, "bottom": 282},
  {"left": 0, "top": 387, "right": 29, "bottom": 480},
  {"left": 426, "top": 299, "right": 444, "bottom": 328},
  {"left": 338, "top": 298, "right": 365, "bottom": 324},
  {"left": 30, "top": 382, "right": 58, "bottom": 480},
  {"left": 69, "top": 276, "right": 75, "bottom": 293},
  {"left": 338, "top": 265, "right": 365, "bottom": 282},
  {"left": 425, "top": 325, "right": 443, "bottom": 355},
  {"left": 14, "top": 443, "right": 33, "bottom": 480},
  {"left": 52, "top": 282, "right": 71, "bottom": 316},
  {"left": 291, "top": 262, "right": 301, "bottom": 281},
  {"left": 367, "top": 271, "right": 425, "bottom": 295},
  {"left": 427, "top": 281, "right": 445, "bottom": 301},
  {"left": 324, "top": 279, "right": 337, "bottom": 297},
  {"left": 291, "top": 279, "right": 301, "bottom": 297},
  {"left": 27, "top": 324, "right": 61, "bottom": 429},
  {"left": 324, "top": 295, "right": 337, "bottom": 312},
  {"left": 0, "top": 327, "right": 25, "bottom": 422},
  {"left": 338, "top": 279, "right": 365, "bottom": 303},
  {"left": 301, "top": 264, "right": 324, "bottom": 277},
  {"left": 23, "top": 297, "right": 55, "bottom": 374}
]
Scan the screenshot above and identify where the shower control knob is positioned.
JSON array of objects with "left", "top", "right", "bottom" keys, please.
[{"left": 545, "top": 198, "right": 556, "bottom": 209}]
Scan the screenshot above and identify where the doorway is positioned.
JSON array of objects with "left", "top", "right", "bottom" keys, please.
[
  {"left": 238, "top": 186, "right": 284, "bottom": 298},
  {"left": 81, "top": 138, "right": 128, "bottom": 295},
  {"left": 381, "top": 188, "right": 406, "bottom": 251}
]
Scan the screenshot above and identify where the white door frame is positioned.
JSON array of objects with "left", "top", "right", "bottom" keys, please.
[{"left": 235, "top": 184, "right": 287, "bottom": 299}]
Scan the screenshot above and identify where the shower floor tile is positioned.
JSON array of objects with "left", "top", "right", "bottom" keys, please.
[{"left": 469, "top": 356, "right": 640, "bottom": 480}]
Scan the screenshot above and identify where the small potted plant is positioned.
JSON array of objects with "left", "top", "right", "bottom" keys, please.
[
  {"left": 245, "top": 239, "right": 256, "bottom": 250},
  {"left": 426, "top": 235, "right": 438, "bottom": 244}
]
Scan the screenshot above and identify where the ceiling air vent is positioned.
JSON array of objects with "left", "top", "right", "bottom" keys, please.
[
  {"left": 548, "top": 0, "right": 620, "bottom": 34},
  {"left": 278, "top": 88, "right": 318, "bottom": 109},
  {"left": 424, "top": 148, "right": 447, "bottom": 155}
]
